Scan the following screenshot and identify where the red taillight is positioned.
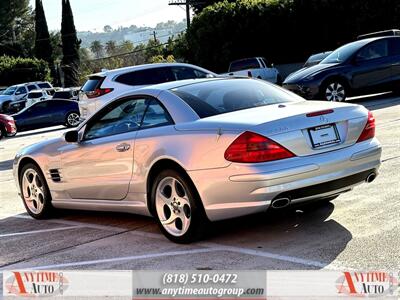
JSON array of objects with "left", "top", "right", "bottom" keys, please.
[
  {"left": 86, "top": 88, "right": 114, "bottom": 99},
  {"left": 357, "top": 111, "right": 375, "bottom": 143},
  {"left": 224, "top": 131, "right": 295, "bottom": 163}
]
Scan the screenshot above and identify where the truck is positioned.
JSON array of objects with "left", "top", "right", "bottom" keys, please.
[{"left": 222, "top": 57, "right": 282, "bottom": 85}]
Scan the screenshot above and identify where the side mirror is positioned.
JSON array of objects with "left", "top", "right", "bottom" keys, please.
[{"left": 64, "top": 130, "right": 79, "bottom": 143}]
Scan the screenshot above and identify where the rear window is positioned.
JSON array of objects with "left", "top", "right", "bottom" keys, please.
[
  {"left": 229, "top": 58, "right": 260, "bottom": 72},
  {"left": 28, "top": 92, "right": 43, "bottom": 98},
  {"left": 82, "top": 76, "right": 104, "bottom": 92},
  {"left": 171, "top": 79, "right": 300, "bottom": 118},
  {"left": 53, "top": 91, "right": 71, "bottom": 99},
  {"left": 38, "top": 83, "right": 52, "bottom": 89},
  {"left": 115, "top": 67, "right": 175, "bottom": 86}
]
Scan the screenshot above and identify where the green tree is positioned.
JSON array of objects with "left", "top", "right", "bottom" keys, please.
[
  {"left": 103, "top": 25, "right": 113, "bottom": 33},
  {"left": 118, "top": 40, "right": 134, "bottom": 54},
  {"left": 105, "top": 40, "right": 117, "bottom": 56},
  {"left": 35, "top": 0, "right": 57, "bottom": 84},
  {"left": 90, "top": 40, "right": 104, "bottom": 58},
  {"left": 145, "top": 39, "right": 163, "bottom": 61},
  {"left": 191, "top": 0, "right": 235, "bottom": 14},
  {"left": 0, "top": 0, "right": 34, "bottom": 57},
  {"left": 61, "top": 0, "right": 80, "bottom": 87}
]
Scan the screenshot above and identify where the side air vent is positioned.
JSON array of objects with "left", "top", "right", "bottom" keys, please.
[{"left": 49, "top": 169, "right": 62, "bottom": 182}]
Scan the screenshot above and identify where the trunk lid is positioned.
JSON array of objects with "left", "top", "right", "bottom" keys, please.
[{"left": 176, "top": 100, "right": 368, "bottom": 156}]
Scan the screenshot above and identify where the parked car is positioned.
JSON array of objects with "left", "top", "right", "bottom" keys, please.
[
  {"left": 303, "top": 51, "right": 332, "bottom": 68},
  {"left": 222, "top": 57, "right": 282, "bottom": 84},
  {"left": 0, "top": 114, "right": 17, "bottom": 139},
  {"left": 0, "top": 81, "right": 54, "bottom": 112},
  {"left": 13, "top": 78, "right": 381, "bottom": 243},
  {"left": 12, "top": 100, "right": 80, "bottom": 132},
  {"left": 283, "top": 36, "right": 400, "bottom": 101},
  {"left": 52, "top": 88, "right": 80, "bottom": 101},
  {"left": 25, "top": 90, "right": 52, "bottom": 108},
  {"left": 0, "top": 87, "right": 7, "bottom": 95},
  {"left": 79, "top": 63, "right": 217, "bottom": 119}
]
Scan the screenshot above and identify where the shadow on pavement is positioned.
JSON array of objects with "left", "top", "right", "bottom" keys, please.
[
  {"left": 347, "top": 92, "right": 400, "bottom": 110},
  {"left": 0, "top": 159, "right": 14, "bottom": 171},
  {"left": 11, "top": 127, "right": 65, "bottom": 139},
  {"left": 207, "top": 201, "right": 352, "bottom": 268}
]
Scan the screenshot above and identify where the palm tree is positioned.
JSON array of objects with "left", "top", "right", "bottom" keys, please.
[
  {"left": 90, "top": 40, "right": 103, "bottom": 59},
  {"left": 105, "top": 40, "right": 117, "bottom": 56}
]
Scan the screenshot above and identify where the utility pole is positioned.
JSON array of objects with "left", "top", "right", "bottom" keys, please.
[
  {"left": 168, "top": 0, "right": 199, "bottom": 29},
  {"left": 151, "top": 31, "right": 157, "bottom": 42}
]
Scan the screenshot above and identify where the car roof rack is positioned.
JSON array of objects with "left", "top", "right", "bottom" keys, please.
[{"left": 356, "top": 29, "right": 400, "bottom": 40}]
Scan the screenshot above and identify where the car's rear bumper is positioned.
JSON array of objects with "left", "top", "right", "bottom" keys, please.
[{"left": 188, "top": 138, "right": 381, "bottom": 221}]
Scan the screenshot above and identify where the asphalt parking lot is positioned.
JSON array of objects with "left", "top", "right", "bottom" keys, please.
[{"left": 0, "top": 94, "right": 399, "bottom": 274}]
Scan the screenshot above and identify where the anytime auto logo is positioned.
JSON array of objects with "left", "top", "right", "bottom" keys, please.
[
  {"left": 4, "top": 271, "right": 69, "bottom": 297},
  {"left": 336, "top": 271, "right": 398, "bottom": 297}
]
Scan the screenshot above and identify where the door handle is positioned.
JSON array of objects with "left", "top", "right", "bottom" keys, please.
[{"left": 116, "top": 143, "right": 130, "bottom": 152}]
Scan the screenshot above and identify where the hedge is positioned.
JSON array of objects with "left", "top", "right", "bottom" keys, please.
[
  {"left": 0, "top": 55, "right": 51, "bottom": 86},
  {"left": 184, "top": 0, "right": 400, "bottom": 73}
]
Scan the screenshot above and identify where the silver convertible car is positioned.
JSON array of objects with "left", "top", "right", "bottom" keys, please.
[{"left": 13, "top": 78, "right": 381, "bottom": 243}]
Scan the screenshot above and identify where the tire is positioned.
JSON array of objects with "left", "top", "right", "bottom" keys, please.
[
  {"left": 0, "top": 125, "right": 6, "bottom": 140},
  {"left": 276, "top": 74, "right": 283, "bottom": 86},
  {"left": 321, "top": 79, "right": 348, "bottom": 102},
  {"left": 151, "top": 169, "right": 207, "bottom": 243},
  {"left": 19, "top": 163, "right": 54, "bottom": 219},
  {"left": 65, "top": 111, "right": 80, "bottom": 127}
]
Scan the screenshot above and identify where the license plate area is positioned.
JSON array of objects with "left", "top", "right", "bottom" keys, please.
[{"left": 308, "top": 123, "right": 341, "bottom": 148}]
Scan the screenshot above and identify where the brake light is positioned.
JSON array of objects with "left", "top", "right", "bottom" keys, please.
[
  {"left": 357, "top": 111, "right": 375, "bottom": 143},
  {"left": 306, "top": 109, "right": 334, "bottom": 117},
  {"left": 86, "top": 88, "right": 114, "bottom": 99},
  {"left": 224, "top": 131, "right": 295, "bottom": 163}
]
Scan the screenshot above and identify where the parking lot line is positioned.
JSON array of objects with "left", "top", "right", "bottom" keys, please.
[
  {"left": 1, "top": 215, "right": 350, "bottom": 269},
  {"left": 30, "top": 248, "right": 219, "bottom": 270},
  {"left": 0, "top": 226, "right": 82, "bottom": 238}
]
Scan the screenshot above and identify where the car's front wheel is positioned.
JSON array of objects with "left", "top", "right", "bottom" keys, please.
[
  {"left": 151, "top": 169, "right": 207, "bottom": 243},
  {"left": 65, "top": 112, "right": 80, "bottom": 127},
  {"left": 322, "top": 80, "right": 347, "bottom": 102},
  {"left": 19, "top": 163, "right": 54, "bottom": 219}
]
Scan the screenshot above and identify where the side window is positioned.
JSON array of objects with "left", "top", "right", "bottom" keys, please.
[
  {"left": 27, "top": 85, "right": 37, "bottom": 91},
  {"left": 171, "top": 66, "right": 208, "bottom": 80},
  {"left": 83, "top": 98, "right": 148, "bottom": 140},
  {"left": 141, "top": 100, "right": 173, "bottom": 129},
  {"left": 356, "top": 40, "right": 389, "bottom": 61},
  {"left": 15, "top": 87, "right": 27, "bottom": 95},
  {"left": 115, "top": 68, "right": 174, "bottom": 86},
  {"left": 389, "top": 38, "right": 400, "bottom": 56}
]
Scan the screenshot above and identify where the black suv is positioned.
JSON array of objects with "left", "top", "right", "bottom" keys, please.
[{"left": 283, "top": 36, "right": 400, "bottom": 101}]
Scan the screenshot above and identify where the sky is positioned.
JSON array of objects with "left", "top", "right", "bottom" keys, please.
[{"left": 28, "top": 0, "right": 188, "bottom": 32}]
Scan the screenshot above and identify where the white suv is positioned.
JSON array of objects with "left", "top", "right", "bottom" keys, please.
[
  {"left": 0, "top": 81, "right": 54, "bottom": 112},
  {"left": 79, "top": 63, "right": 216, "bottom": 119}
]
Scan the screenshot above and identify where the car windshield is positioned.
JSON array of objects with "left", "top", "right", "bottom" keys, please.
[
  {"left": 171, "top": 79, "right": 302, "bottom": 118},
  {"left": 321, "top": 41, "right": 365, "bottom": 64},
  {"left": 3, "top": 86, "right": 17, "bottom": 95}
]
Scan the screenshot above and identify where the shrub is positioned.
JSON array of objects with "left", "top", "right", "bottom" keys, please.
[
  {"left": 185, "top": 0, "right": 400, "bottom": 73},
  {"left": 0, "top": 55, "right": 51, "bottom": 86}
]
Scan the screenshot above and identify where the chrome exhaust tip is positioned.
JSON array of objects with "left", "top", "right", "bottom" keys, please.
[
  {"left": 271, "top": 197, "right": 291, "bottom": 209},
  {"left": 366, "top": 172, "right": 376, "bottom": 183}
]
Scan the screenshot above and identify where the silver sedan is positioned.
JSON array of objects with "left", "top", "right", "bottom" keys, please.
[{"left": 13, "top": 78, "right": 381, "bottom": 243}]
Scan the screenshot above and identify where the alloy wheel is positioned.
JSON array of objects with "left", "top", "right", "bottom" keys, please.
[
  {"left": 325, "top": 82, "right": 346, "bottom": 102},
  {"left": 22, "top": 168, "right": 45, "bottom": 214},
  {"left": 67, "top": 113, "right": 80, "bottom": 126},
  {"left": 155, "top": 176, "right": 192, "bottom": 237}
]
